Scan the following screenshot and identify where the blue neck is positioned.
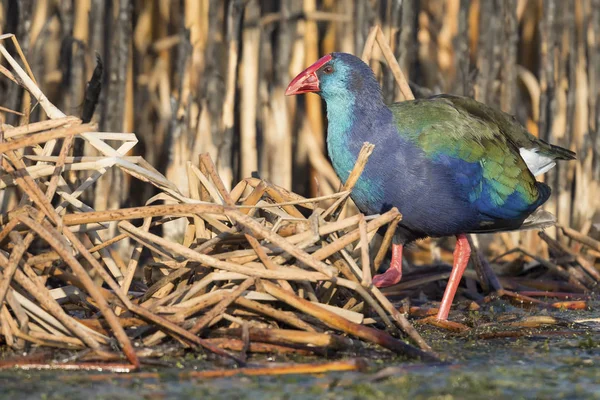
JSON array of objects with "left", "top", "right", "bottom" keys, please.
[{"left": 324, "top": 94, "right": 389, "bottom": 182}]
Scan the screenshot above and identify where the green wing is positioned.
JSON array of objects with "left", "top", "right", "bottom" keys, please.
[
  {"left": 389, "top": 96, "right": 545, "bottom": 217},
  {"left": 432, "top": 95, "right": 576, "bottom": 160}
]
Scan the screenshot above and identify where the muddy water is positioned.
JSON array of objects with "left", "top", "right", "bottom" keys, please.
[{"left": 1, "top": 303, "right": 599, "bottom": 399}]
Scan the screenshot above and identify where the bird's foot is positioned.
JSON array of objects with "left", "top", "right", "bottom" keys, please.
[
  {"left": 372, "top": 267, "right": 402, "bottom": 287},
  {"left": 372, "top": 243, "right": 403, "bottom": 288}
]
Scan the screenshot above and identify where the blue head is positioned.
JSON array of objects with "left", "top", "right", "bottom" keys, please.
[
  {"left": 285, "top": 53, "right": 393, "bottom": 212},
  {"left": 285, "top": 53, "right": 383, "bottom": 107}
]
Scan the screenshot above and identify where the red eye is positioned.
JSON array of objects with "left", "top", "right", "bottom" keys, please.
[{"left": 323, "top": 65, "right": 334, "bottom": 74}]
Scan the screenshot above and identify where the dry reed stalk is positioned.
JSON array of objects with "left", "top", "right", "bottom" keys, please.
[
  {"left": 373, "top": 215, "right": 401, "bottom": 271},
  {"left": 263, "top": 281, "right": 435, "bottom": 360},
  {"left": 226, "top": 209, "right": 335, "bottom": 276},
  {"left": 312, "top": 208, "right": 401, "bottom": 261},
  {"left": 58, "top": 359, "right": 364, "bottom": 381},
  {"left": 244, "top": 234, "right": 295, "bottom": 292},
  {"left": 0, "top": 254, "right": 101, "bottom": 350},
  {"left": 0, "top": 305, "right": 14, "bottom": 348},
  {"left": 0, "top": 361, "right": 137, "bottom": 372},
  {"left": 359, "top": 215, "right": 372, "bottom": 286},
  {"left": 63, "top": 204, "right": 227, "bottom": 226},
  {"left": 202, "top": 337, "right": 314, "bottom": 355},
  {"left": 188, "top": 358, "right": 366, "bottom": 378},
  {"left": 1, "top": 10, "right": 595, "bottom": 370},
  {"left": 336, "top": 277, "right": 433, "bottom": 353},
  {"left": 121, "top": 217, "right": 151, "bottom": 295},
  {"left": 118, "top": 220, "right": 328, "bottom": 281},
  {"left": 16, "top": 215, "right": 139, "bottom": 366},
  {"left": 5, "top": 290, "right": 28, "bottom": 348},
  {"left": 128, "top": 303, "right": 244, "bottom": 364},
  {"left": 2, "top": 116, "right": 81, "bottom": 139},
  {"left": 322, "top": 142, "right": 375, "bottom": 218},
  {"left": 539, "top": 231, "right": 600, "bottom": 282},
  {"left": 238, "top": 181, "right": 268, "bottom": 214},
  {"left": 199, "top": 153, "right": 236, "bottom": 205},
  {"left": 373, "top": 26, "right": 414, "bottom": 101},
  {"left": 189, "top": 278, "right": 255, "bottom": 334},
  {"left": 211, "top": 327, "right": 353, "bottom": 349},
  {"left": 240, "top": 0, "right": 260, "bottom": 180},
  {"left": 0, "top": 232, "right": 28, "bottom": 307},
  {"left": 0, "top": 34, "right": 64, "bottom": 118},
  {"left": 234, "top": 297, "right": 316, "bottom": 332},
  {"left": 559, "top": 225, "right": 600, "bottom": 252}
]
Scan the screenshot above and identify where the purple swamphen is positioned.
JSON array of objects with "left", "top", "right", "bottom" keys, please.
[{"left": 286, "top": 53, "right": 575, "bottom": 321}]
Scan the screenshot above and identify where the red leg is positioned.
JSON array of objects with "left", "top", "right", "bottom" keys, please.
[
  {"left": 373, "top": 243, "right": 403, "bottom": 288},
  {"left": 436, "top": 234, "right": 471, "bottom": 321}
]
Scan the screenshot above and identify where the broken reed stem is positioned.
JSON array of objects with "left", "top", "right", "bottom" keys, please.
[
  {"left": 0, "top": 134, "right": 75, "bottom": 307},
  {"left": 539, "top": 231, "right": 600, "bottom": 284},
  {"left": 16, "top": 215, "right": 139, "bottom": 367},
  {"left": 189, "top": 278, "right": 255, "bottom": 335},
  {"left": 237, "top": 190, "right": 349, "bottom": 210},
  {"left": 262, "top": 281, "right": 436, "bottom": 361},
  {"left": 361, "top": 26, "right": 379, "bottom": 62},
  {"left": 2, "top": 155, "right": 60, "bottom": 226},
  {"left": 203, "top": 337, "right": 314, "bottom": 355},
  {"left": 121, "top": 217, "right": 151, "bottom": 294},
  {"left": 0, "top": 232, "right": 28, "bottom": 307},
  {"left": 323, "top": 142, "right": 375, "bottom": 219},
  {"left": 0, "top": 123, "right": 92, "bottom": 154},
  {"left": 118, "top": 220, "right": 328, "bottom": 281},
  {"left": 343, "top": 143, "right": 375, "bottom": 191},
  {"left": 62, "top": 203, "right": 227, "bottom": 226},
  {"left": 2, "top": 117, "right": 81, "bottom": 139},
  {"left": 226, "top": 209, "right": 335, "bottom": 277},
  {"left": 467, "top": 235, "right": 490, "bottom": 293},
  {"left": 373, "top": 215, "right": 401, "bottom": 271},
  {"left": 234, "top": 297, "right": 316, "bottom": 332},
  {"left": 214, "top": 326, "right": 353, "bottom": 349},
  {"left": 313, "top": 208, "right": 401, "bottom": 261},
  {"left": 0, "top": 35, "right": 65, "bottom": 119},
  {"left": 559, "top": 225, "right": 600, "bottom": 252},
  {"left": 244, "top": 234, "right": 295, "bottom": 292},
  {"left": 0, "top": 32, "right": 435, "bottom": 365},
  {"left": 359, "top": 215, "right": 372, "bottom": 286},
  {"left": 127, "top": 303, "right": 244, "bottom": 364},
  {"left": 199, "top": 153, "right": 235, "bottom": 205},
  {"left": 374, "top": 26, "right": 415, "bottom": 101},
  {"left": 0, "top": 254, "right": 101, "bottom": 350}
]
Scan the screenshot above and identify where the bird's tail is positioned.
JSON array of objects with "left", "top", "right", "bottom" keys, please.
[
  {"left": 518, "top": 208, "right": 557, "bottom": 231},
  {"left": 539, "top": 140, "right": 576, "bottom": 161}
]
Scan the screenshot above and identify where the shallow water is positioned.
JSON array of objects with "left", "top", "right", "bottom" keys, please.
[{"left": 1, "top": 304, "right": 599, "bottom": 400}]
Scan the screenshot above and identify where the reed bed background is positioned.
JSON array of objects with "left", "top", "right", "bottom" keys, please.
[
  {"left": 0, "top": 0, "right": 599, "bottom": 371},
  {"left": 0, "top": 0, "right": 598, "bottom": 253}
]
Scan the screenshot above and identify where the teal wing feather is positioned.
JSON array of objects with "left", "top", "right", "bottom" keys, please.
[
  {"left": 389, "top": 96, "right": 549, "bottom": 223},
  {"left": 433, "top": 94, "right": 576, "bottom": 160}
]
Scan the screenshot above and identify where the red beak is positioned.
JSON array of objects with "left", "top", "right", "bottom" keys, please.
[{"left": 285, "top": 54, "right": 333, "bottom": 96}]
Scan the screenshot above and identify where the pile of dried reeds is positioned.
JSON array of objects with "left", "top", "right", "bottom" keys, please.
[
  {"left": 1, "top": 15, "right": 599, "bottom": 372},
  {"left": 0, "top": 33, "right": 445, "bottom": 371},
  {"left": 2, "top": 1, "right": 597, "bottom": 256}
]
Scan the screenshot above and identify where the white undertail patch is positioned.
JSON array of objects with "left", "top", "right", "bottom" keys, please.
[{"left": 519, "top": 147, "right": 556, "bottom": 176}]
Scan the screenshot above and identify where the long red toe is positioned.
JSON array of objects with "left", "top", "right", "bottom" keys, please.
[{"left": 373, "top": 243, "right": 403, "bottom": 288}]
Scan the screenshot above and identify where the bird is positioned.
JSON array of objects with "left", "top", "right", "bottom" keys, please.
[{"left": 285, "top": 52, "right": 576, "bottom": 321}]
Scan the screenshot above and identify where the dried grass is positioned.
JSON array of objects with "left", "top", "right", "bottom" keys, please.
[
  {"left": 0, "top": 1, "right": 599, "bottom": 372},
  {"left": 0, "top": 33, "right": 446, "bottom": 370}
]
